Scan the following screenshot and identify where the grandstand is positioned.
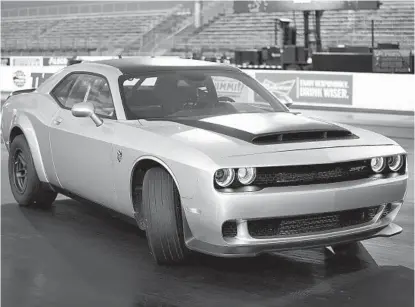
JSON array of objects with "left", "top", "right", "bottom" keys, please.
[
  {"left": 1, "top": 0, "right": 414, "bottom": 57},
  {"left": 1, "top": 1, "right": 193, "bottom": 55},
  {"left": 173, "top": 0, "right": 414, "bottom": 53},
  {"left": 1, "top": 12, "right": 172, "bottom": 54}
]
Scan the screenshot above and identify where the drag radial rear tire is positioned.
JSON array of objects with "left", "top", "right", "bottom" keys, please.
[
  {"left": 142, "top": 167, "right": 189, "bottom": 265},
  {"left": 8, "top": 135, "right": 57, "bottom": 208}
]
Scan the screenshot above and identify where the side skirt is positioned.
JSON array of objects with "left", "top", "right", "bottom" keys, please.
[{"left": 50, "top": 184, "right": 138, "bottom": 226}]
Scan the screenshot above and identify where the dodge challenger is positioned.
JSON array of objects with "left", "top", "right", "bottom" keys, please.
[{"left": 1, "top": 58, "right": 407, "bottom": 265}]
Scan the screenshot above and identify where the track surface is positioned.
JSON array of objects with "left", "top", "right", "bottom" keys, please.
[{"left": 1, "top": 111, "right": 414, "bottom": 307}]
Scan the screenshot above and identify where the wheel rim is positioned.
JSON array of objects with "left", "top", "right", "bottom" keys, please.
[{"left": 12, "top": 149, "right": 28, "bottom": 194}]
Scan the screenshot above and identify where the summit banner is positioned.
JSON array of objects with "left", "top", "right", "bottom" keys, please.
[{"left": 254, "top": 71, "right": 353, "bottom": 105}]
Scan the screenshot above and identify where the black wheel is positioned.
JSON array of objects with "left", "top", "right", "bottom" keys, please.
[
  {"left": 142, "top": 167, "right": 189, "bottom": 265},
  {"left": 8, "top": 135, "right": 57, "bottom": 208},
  {"left": 330, "top": 241, "right": 361, "bottom": 256}
]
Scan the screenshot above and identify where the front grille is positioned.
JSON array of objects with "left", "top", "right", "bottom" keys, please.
[
  {"left": 254, "top": 159, "right": 372, "bottom": 187},
  {"left": 248, "top": 206, "right": 380, "bottom": 238}
]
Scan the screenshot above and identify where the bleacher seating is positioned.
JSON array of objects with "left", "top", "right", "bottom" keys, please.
[
  {"left": 123, "top": 11, "right": 191, "bottom": 55},
  {"left": 1, "top": 11, "right": 171, "bottom": 55},
  {"left": 173, "top": 0, "right": 414, "bottom": 53},
  {"left": 1, "top": 19, "right": 60, "bottom": 51},
  {"left": 0, "top": 0, "right": 413, "bottom": 56}
]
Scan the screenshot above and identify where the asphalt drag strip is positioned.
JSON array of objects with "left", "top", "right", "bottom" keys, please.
[{"left": 1, "top": 114, "right": 414, "bottom": 307}]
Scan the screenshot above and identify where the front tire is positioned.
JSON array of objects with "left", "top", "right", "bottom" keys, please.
[
  {"left": 8, "top": 135, "right": 57, "bottom": 208},
  {"left": 142, "top": 167, "right": 189, "bottom": 265}
]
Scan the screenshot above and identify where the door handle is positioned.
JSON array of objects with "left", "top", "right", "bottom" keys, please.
[{"left": 53, "top": 117, "right": 63, "bottom": 125}]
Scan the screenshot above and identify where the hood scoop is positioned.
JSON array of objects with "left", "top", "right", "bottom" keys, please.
[{"left": 252, "top": 129, "right": 358, "bottom": 145}]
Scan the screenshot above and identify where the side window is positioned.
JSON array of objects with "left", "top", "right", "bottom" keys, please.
[
  {"left": 53, "top": 73, "right": 115, "bottom": 118},
  {"left": 65, "top": 75, "right": 92, "bottom": 108},
  {"left": 51, "top": 73, "right": 80, "bottom": 106},
  {"left": 87, "top": 77, "right": 115, "bottom": 117}
]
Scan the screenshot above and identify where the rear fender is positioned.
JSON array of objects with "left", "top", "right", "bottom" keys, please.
[{"left": 10, "top": 113, "right": 49, "bottom": 183}]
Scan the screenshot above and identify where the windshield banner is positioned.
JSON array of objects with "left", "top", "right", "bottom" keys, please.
[{"left": 254, "top": 71, "right": 353, "bottom": 105}]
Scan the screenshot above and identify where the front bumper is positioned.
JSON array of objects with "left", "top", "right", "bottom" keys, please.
[
  {"left": 185, "top": 205, "right": 402, "bottom": 257},
  {"left": 181, "top": 174, "right": 407, "bottom": 257}
]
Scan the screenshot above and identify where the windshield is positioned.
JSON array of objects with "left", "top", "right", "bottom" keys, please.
[{"left": 119, "top": 69, "right": 288, "bottom": 120}]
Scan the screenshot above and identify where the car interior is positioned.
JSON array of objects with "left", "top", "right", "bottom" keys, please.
[{"left": 120, "top": 73, "right": 274, "bottom": 120}]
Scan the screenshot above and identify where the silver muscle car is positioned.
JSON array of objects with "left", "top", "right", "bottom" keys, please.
[{"left": 1, "top": 58, "right": 408, "bottom": 265}]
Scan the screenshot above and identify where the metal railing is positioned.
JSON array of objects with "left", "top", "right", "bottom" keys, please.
[
  {"left": 131, "top": 5, "right": 190, "bottom": 53},
  {"left": 1, "top": 1, "right": 190, "bottom": 19},
  {"left": 2, "top": 36, "right": 107, "bottom": 53}
]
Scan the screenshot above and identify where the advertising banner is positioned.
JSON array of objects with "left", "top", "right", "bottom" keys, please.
[
  {"left": 43, "top": 57, "right": 69, "bottom": 66},
  {"left": 213, "top": 76, "right": 245, "bottom": 96},
  {"left": 212, "top": 76, "right": 254, "bottom": 102},
  {"left": 10, "top": 56, "right": 43, "bottom": 67},
  {"left": 0, "top": 66, "right": 62, "bottom": 92},
  {"left": 1, "top": 62, "right": 412, "bottom": 112},
  {"left": 254, "top": 71, "right": 353, "bottom": 105}
]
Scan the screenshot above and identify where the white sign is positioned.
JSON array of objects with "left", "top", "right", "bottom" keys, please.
[
  {"left": 48, "top": 57, "right": 68, "bottom": 66},
  {"left": 10, "top": 57, "right": 43, "bottom": 67},
  {"left": 0, "top": 66, "right": 62, "bottom": 92}
]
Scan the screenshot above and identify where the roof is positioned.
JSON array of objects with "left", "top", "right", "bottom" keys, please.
[{"left": 92, "top": 57, "right": 238, "bottom": 75}]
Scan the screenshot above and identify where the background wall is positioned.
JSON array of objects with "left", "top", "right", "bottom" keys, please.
[{"left": 1, "top": 57, "right": 413, "bottom": 113}]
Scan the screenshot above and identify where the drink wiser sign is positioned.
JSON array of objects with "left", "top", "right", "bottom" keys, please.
[{"left": 254, "top": 72, "right": 353, "bottom": 105}]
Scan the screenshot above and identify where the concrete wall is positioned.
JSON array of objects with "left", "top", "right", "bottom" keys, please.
[{"left": 1, "top": 56, "right": 414, "bottom": 114}]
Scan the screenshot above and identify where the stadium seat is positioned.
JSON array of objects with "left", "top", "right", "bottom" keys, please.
[
  {"left": 171, "top": 0, "right": 414, "bottom": 53},
  {"left": 1, "top": 0, "right": 413, "bottom": 56}
]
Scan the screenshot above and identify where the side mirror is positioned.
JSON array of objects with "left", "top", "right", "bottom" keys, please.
[{"left": 71, "top": 102, "right": 103, "bottom": 127}]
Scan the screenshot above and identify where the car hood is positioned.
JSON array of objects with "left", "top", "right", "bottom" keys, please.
[{"left": 129, "top": 113, "right": 396, "bottom": 158}]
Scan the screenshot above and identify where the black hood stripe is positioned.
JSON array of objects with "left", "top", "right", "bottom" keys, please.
[
  {"left": 145, "top": 117, "right": 355, "bottom": 144},
  {"left": 149, "top": 118, "right": 255, "bottom": 142}
]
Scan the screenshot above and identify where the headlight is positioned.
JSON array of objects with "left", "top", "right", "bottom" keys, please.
[
  {"left": 371, "top": 157, "right": 386, "bottom": 173},
  {"left": 388, "top": 155, "right": 404, "bottom": 172},
  {"left": 214, "top": 168, "right": 235, "bottom": 187},
  {"left": 237, "top": 167, "right": 256, "bottom": 185}
]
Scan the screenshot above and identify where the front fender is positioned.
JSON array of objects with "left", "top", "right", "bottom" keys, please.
[
  {"left": 131, "top": 155, "right": 205, "bottom": 200},
  {"left": 9, "top": 113, "right": 49, "bottom": 183}
]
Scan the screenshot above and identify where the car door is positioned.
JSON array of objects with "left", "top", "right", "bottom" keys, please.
[{"left": 49, "top": 72, "right": 118, "bottom": 208}]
